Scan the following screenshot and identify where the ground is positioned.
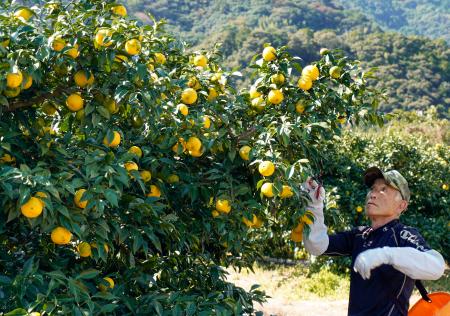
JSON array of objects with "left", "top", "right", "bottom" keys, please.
[{"left": 226, "top": 265, "right": 422, "bottom": 316}]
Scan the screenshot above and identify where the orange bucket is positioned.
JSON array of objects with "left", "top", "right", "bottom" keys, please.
[{"left": 409, "top": 292, "right": 450, "bottom": 316}]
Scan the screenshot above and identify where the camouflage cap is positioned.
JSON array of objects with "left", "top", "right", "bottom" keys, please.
[{"left": 364, "top": 167, "right": 411, "bottom": 202}]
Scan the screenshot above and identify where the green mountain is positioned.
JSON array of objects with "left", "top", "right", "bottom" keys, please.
[
  {"left": 337, "top": 0, "right": 450, "bottom": 43},
  {"left": 126, "top": 0, "right": 449, "bottom": 116}
]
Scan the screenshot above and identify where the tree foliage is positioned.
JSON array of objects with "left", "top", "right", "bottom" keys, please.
[{"left": 0, "top": 1, "right": 383, "bottom": 314}]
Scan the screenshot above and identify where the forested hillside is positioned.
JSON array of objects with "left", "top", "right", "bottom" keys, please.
[
  {"left": 339, "top": 0, "right": 450, "bottom": 43},
  {"left": 125, "top": 0, "right": 449, "bottom": 116}
]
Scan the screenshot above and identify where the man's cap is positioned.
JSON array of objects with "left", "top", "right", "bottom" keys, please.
[{"left": 364, "top": 167, "right": 410, "bottom": 202}]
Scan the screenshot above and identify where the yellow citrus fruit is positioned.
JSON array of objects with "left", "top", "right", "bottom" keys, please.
[
  {"left": 103, "top": 131, "right": 121, "bottom": 147},
  {"left": 0, "top": 154, "right": 15, "bottom": 163},
  {"left": 296, "top": 101, "right": 306, "bottom": 114},
  {"left": 177, "top": 104, "right": 189, "bottom": 116},
  {"left": 210, "top": 73, "right": 221, "bottom": 82},
  {"left": 186, "top": 137, "right": 202, "bottom": 152},
  {"left": 51, "top": 227, "right": 72, "bottom": 245},
  {"left": 262, "top": 46, "right": 276, "bottom": 61},
  {"left": 21, "top": 197, "right": 43, "bottom": 218},
  {"left": 253, "top": 216, "right": 263, "bottom": 228},
  {"left": 111, "top": 4, "right": 127, "bottom": 16},
  {"left": 443, "top": 184, "right": 449, "bottom": 191},
  {"left": 203, "top": 115, "right": 211, "bottom": 129},
  {"left": 293, "top": 222, "right": 304, "bottom": 233},
  {"left": 42, "top": 102, "right": 57, "bottom": 115},
  {"left": 302, "top": 65, "right": 319, "bottom": 81},
  {"left": 337, "top": 116, "right": 346, "bottom": 124},
  {"left": 187, "top": 77, "right": 201, "bottom": 90},
  {"left": 125, "top": 39, "right": 141, "bottom": 55},
  {"left": 268, "top": 89, "right": 284, "bottom": 105},
  {"left": 124, "top": 161, "right": 138, "bottom": 172},
  {"left": 22, "top": 73, "right": 32, "bottom": 89},
  {"left": 1, "top": 38, "right": 10, "bottom": 47},
  {"left": 65, "top": 44, "right": 79, "bottom": 58},
  {"left": 320, "top": 48, "right": 329, "bottom": 55},
  {"left": 154, "top": 53, "right": 166, "bottom": 64},
  {"left": 52, "top": 37, "right": 66, "bottom": 51},
  {"left": 128, "top": 146, "right": 142, "bottom": 158},
  {"left": 329, "top": 66, "right": 341, "bottom": 79},
  {"left": 35, "top": 191, "right": 48, "bottom": 207},
  {"left": 189, "top": 149, "right": 203, "bottom": 157},
  {"left": 181, "top": 88, "right": 197, "bottom": 105},
  {"left": 99, "top": 277, "right": 115, "bottom": 292},
  {"left": 193, "top": 54, "right": 208, "bottom": 67},
  {"left": 239, "top": 145, "right": 251, "bottom": 161},
  {"left": 77, "top": 242, "right": 92, "bottom": 257},
  {"left": 104, "top": 97, "right": 118, "bottom": 114},
  {"left": 251, "top": 96, "right": 265, "bottom": 111},
  {"left": 242, "top": 214, "right": 257, "bottom": 228},
  {"left": 207, "top": 87, "right": 218, "bottom": 101},
  {"left": 279, "top": 185, "right": 293, "bottom": 198},
  {"left": 6, "top": 71, "right": 23, "bottom": 88},
  {"left": 249, "top": 86, "right": 261, "bottom": 99},
  {"left": 290, "top": 230, "right": 303, "bottom": 242},
  {"left": 302, "top": 212, "right": 314, "bottom": 225},
  {"left": 29, "top": 312, "right": 41, "bottom": 316},
  {"left": 270, "top": 73, "right": 285, "bottom": 85},
  {"left": 74, "top": 70, "right": 94, "bottom": 88},
  {"left": 211, "top": 210, "right": 220, "bottom": 217},
  {"left": 356, "top": 206, "right": 364, "bottom": 213},
  {"left": 4, "top": 87, "right": 21, "bottom": 98},
  {"left": 66, "top": 93, "right": 84, "bottom": 112},
  {"left": 298, "top": 76, "right": 313, "bottom": 91},
  {"left": 261, "top": 182, "right": 274, "bottom": 198},
  {"left": 166, "top": 174, "right": 179, "bottom": 183},
  {"left": 140, "top": 170, "right": 152, "bottom": 182},
  {"left": 172, "top": 138, "right": 186, "bottom": 153},
  {"left": 14, "top": 8, "right": 33, "bottom": 21},
  {"left": 74, "top": 189, "right": 88, "bottom": 208},
  {"left": 95, "top": 28, "right": 113, "bottom": 47},
  {"left": 258, "top": 161, "right": 275, "bottom": 177},
  {"left": 146, "top": 185, "right": 161, "bottom": 198},
  {"left": 216, "top": 199, "right": 231, "bottom": 214}
]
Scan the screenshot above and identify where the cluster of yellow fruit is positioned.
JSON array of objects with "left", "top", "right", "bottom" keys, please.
[
  {"left": 3, "top": 70, "right": 33, "bottom": 98},
  {"left": 290, "top": 210, "right": 314, "bottom": 242},
  {"left": 297, "top": 64, "right": 319, "bottom": 91},
  {"left": 172, "top": 136, "right": 205, "bottom": 158}
]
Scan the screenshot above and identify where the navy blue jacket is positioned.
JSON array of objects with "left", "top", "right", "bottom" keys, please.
[{"left": 325, "top": 219, "right": 431, "bottom": 316}]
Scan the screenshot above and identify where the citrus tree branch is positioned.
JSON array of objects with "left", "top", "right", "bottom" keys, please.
[{"left": 5, "top": 87, "right": 68, "bottom": 112}]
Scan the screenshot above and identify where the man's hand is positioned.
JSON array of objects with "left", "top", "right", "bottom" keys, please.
[
  {"left": 301, "top": 177, "right": 325, "bottom": 209},
  {"left": 354, "top": 247, "right": 391, "bottom": 280}
]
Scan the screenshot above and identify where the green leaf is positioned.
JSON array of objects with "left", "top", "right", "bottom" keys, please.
[
  {"left": 5, "top": 308, "right": 27, "bottom": 316},
  {"left": 76, "top": 269, "right": 100, "bottom": 280},
  {"left": 104, "top": 189, "right": 118, "bottom": 207}
]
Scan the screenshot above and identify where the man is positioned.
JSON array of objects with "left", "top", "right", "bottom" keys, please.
[{"left": 302, "top": 167, "right": 446, "bottom": 316}]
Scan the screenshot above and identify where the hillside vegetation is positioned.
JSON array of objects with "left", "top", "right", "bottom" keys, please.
[{"left": 126, "top": 0, "right": 450, "bottom": 116}]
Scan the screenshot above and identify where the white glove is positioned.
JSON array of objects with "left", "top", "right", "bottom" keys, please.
[
  {"left": 354, "top": 247, "right": 446, "bottom": 280},
  {"left": 354, "top": 247, "right": 390, "bottom": 280},
  {"left": 300, "top": 177, "right": 325, "bottom": 209},
  {"left": 301, "top": 177, "right": 329, "bottom": 256}
]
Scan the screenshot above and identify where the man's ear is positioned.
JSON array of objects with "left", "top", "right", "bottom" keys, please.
[{"left": 399, "top": 200, "right": 408, "bottom": 214}]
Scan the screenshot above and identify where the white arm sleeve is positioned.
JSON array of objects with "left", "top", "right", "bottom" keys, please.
[
  {"left": 385, "top": 247, "right": 446, "bottom": 280},
  {"left": 303, "top": 205, "right": 330, "bottom": 256}
]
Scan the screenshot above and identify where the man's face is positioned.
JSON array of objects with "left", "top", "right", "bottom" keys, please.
[{"left": 365, "top": 178, "right": 407, "bottom": 218}]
